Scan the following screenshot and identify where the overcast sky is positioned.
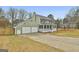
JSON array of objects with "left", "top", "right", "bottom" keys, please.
[{"left": 0, "top": 6, "right": 75, "bottom": 19}]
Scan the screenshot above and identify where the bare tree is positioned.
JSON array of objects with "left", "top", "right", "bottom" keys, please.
[
  {"left": 0, "top": 8, "right": 4, "bottom": 17},
  {"left": 64, "top": 7, "right": 79, "bottom": 29},
  {"left": 18, "top": 9, "right": 27, "bottom": 21},
  {"left": 55, "top": 19, "right": 61, "bottom": 31},
  {"left": 7, "top": 8, "right": 18, "bottom": 28},
  {"left": 6, "top": 8, "right": 18, "bottom": 34}
]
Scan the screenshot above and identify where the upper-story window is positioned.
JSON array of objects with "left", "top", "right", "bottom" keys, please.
[
  {"left": 40, "top": 19, "right": 51, "bottom": 24},
  {"left": 45, "top": 21, "right": 49, "bottom": 23},
  {"left": 40, "top": 19, "right": 45, "bottom": 24}
]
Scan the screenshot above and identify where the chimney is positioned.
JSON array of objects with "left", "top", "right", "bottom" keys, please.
[{"left": 32, "top": 12, "right": 36, "bottom": 21}]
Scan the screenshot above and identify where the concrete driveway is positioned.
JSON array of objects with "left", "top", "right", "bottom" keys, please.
[{"left": 21, "top": 33, "right": 79, "bottom": 52}]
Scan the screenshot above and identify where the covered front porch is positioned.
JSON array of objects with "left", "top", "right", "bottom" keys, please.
[{"left": 38, "top": 25, "right": 56, "bottom": 32}]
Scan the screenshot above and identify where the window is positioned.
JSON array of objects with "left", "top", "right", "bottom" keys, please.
[
  {"left": 50, "top": 25, "right": 52, "bottom": 29},
  {"left": 39, "top": 25, "right": 43, "bottom": 29},
  {"left": 47, "top": 25, "right": 49, "bottom": 29},
  {"left": 45, "top": 21, "right": 49, "bottom": 24},
  {"left": 44, "top": 25, "right": 46, "bottom": 29},
  {"left": 40, "top": 19, "right": 45, "bottom": 24}
]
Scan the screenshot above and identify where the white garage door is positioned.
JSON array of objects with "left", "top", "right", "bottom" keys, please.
[
  {"left": 16, "top": 30, "right": 21, "bottom": 34},
  {"left": 32, "top": 27, "right": 38, "bottom": 32},
  {"left": 22, "top": 27, "right": 38, "bottom": 34},
  {"left": 22, "top": 27, "right": 31, "bottom": 33}
]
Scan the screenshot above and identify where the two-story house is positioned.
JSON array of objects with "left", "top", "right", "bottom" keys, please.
[{"left": 14, "top": 12, "right": 57, "bottom": 34}]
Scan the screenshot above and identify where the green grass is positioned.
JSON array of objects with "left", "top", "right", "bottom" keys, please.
[{"left": 0, "top": 35, "right": 63, "bottom": 52}]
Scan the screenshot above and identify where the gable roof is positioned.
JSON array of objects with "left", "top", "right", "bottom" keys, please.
[
  {"left": 36, "top": 14, "right": 55, "bottom": 23},
  {"left": 36, "top": 14, "right": 52, "bottom": 20},
  {"left": 14, "top": 13, "right": 55, "bottom": 28}
]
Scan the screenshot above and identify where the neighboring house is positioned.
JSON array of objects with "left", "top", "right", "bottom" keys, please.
[{"left": 14, "top": 12, "right": 57, "bottom": 34}]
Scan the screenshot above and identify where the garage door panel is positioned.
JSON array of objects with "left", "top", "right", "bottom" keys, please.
[
  {"left": 22, "top": 27, "right": 31, "bottom": 33},
  {"left": 32, "top": 27, "right": 38, "bottom": 32}
]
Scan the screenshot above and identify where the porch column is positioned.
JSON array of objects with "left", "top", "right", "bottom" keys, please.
[
  {"left": 46, "top": 25, "right": 48, "bottom": 29},
  {"left": 43, "top": 25, "right": 44, "bottom": 32},
  {"left": 46, "top": 25, "right": 48, "bottom": 31},
  {"left": 49, "top": 25, "right": 50, "bottom": 29}
]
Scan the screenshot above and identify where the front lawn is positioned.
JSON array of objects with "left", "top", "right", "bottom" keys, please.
[
  {"left": 49, "top": 29, "right": 79, "bottom": 38},
  {"left": 0, "top": 35, "right": 62, "bottom": 52}
]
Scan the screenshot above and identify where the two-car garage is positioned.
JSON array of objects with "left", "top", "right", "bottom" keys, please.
[
  {"left": 15, "top": 27, "right": 38, "bottom": 34},
  {"left": 22, "top": 27, "right": 38, "bottom": 33}
]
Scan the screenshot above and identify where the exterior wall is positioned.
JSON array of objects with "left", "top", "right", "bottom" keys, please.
[{"left": 15, "top": 27, "right": 22, "bottom": 34}]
